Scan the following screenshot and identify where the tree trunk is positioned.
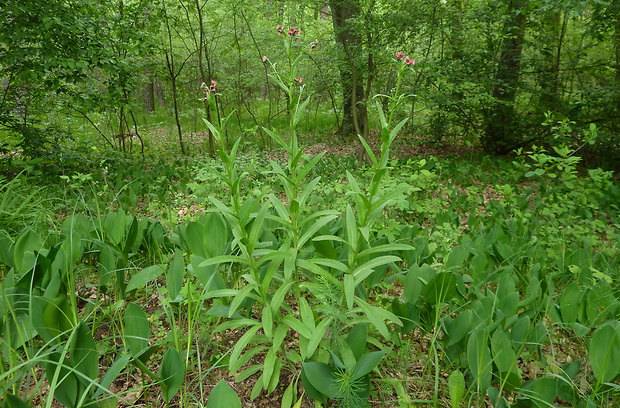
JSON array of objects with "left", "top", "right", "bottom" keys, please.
[
  {"left": 143, "top": 73, "right": 155, "bottom": 113},
  {"left": 329, "top": 0, "right": 368, "bottom": 139},
  {"left": 537, "top": 9, "right": 565, "bottom": 114},
  {"left": 483, "top": 0, "right": 528, "bottom": 154}
]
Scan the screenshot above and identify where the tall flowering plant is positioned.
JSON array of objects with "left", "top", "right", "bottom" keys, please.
[
  {"left": 262, "top": 25, "right": 318, "bottom": 137},
  {"left": 360, "top": 52, "right": 416, "bottom": 174}
]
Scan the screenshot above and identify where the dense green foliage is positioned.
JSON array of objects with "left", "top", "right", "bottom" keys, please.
[{"left": 1, "top": 0, "right": 620, "bottom": 168}]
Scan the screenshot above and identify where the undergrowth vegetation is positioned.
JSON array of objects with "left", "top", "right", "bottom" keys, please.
[{"left": 1, "top": 59, "right": 620, "bottom": 408}]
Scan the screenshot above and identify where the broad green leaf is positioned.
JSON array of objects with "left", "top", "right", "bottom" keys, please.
[
  {"left": 202, "top": 212, "right": 229, "bottom": 257},
  {"left": 423, "top": 272, "right": 457, "bottom": 305},
  {"left": 346, "top": 324, "right": 368, "bottom": 361},
  {"left": 167, "top": 249, "right": 185, "bottom": 301},
  {"left": 586, "top": 280, "right": 615, "bottom": 326},
  {"left": 445, "top": 245, "right": 470, "bottom": 270},
  {"left": 301, "top": 361, "right": 340, "bottom": 398},
  {"left": 589, "top": 321, "right": 620, "bottom": 386},
  {"left": 467, "top": 327, "right": 492, "bottom": 392},
  {"left": 104, "top": 211, "right": 127, "bottom": 246},
  {"left": 39, "top": 294, "right": 74, "bottom": 342},
  {"left": 98, "top": 245, "right": 116, "bottom": 288},
  {"left": 444, "top": 310, "right": 472, "bottom": 347},
  {"left": 13, "top": 228, "right": 41, "bottom": 274},
  {"left": 353, "top": 350, "right": 386, "bottom": 379},
  {"left": 124, "top": 303, "right": 149, "bottom": 357},
  {"left": 70, "top": 322, "right": 98, "bottom": 383},
  {"left": 448, "top": 369, "right": 465, "bottom": 408},
  {"left": 491, "top": 328, "right": 516, "bottom": 374},
  {"left": 207, "top": 379, "right": 241, "bottom": 408},
  {"left": 519, "top": 377, "right": 557, "bottom": 408},
  {"left": 3, "top": 394, "right": 30, "bottom": 408},
  {"left": 125, "top": 264, "right": 164, "bottom": 293},
  {"left": 160, "top": 347, "right": 185, "bottom": 403},
  {"left": 404, "top": 263, "right": 435, "bottom": 303},
  {"left": 560, "top": 281, "right": 581, "bottom": 324},
  {"left": 45, "top": 352, "right": 79, "bottom": 408}
]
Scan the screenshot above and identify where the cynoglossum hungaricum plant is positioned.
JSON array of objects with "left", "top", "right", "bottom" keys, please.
[{"left": 198, "top": 38, "right": 409, "bottom": 406}]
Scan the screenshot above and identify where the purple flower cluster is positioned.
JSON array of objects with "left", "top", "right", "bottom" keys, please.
[
  {"left": 200, "top": 80, "right": 217, "bottom": 102},
  {"left": 394, "top": 52, "right": 416, "bottom": 65}
]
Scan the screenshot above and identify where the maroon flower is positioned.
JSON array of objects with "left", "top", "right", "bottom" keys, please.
[
  {"left": 294, "top": 77, "right": 303, "bottom": 83},
  {"left": 394, "top": 52, "right": 405, "bottom": 60},
  {"left": 287, "top": 27, "right": 300, "bottom": 37},
  {"left": 405, "top": 57, "right": 416, "bottom": 66},
  {"left": 311, "top": 39, "right": 318, "bottom": 50},
  {"left": 276, "top": 24, "right": 283, "bottom": 35}
]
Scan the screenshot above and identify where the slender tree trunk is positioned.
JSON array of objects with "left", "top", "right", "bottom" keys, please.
[
  {"left": 483, "top": 0, "right": 528, "bottom": 154},
  {"left": 329, "top": 0, "right": 368, "bottom": 140},
  {"left": 163, "top": 2, "right": 186, "bottom": 154},
  {"left": 165, "top": 53, "right": 186, "bottom": 155},
  {"left": 538, "top": 9, "right": 566, "bottom": 114},
  {"left": 194, "top": 0, "right": 216, "bottom": 156},
  {"left": 143, "top": 73, "right": 155, "bottom": 113}
]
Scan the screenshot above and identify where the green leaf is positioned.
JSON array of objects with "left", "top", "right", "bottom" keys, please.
[
  {"left": 306, "top": 317, "right": 331, "bottom": 359},
  {"left": 519, "top": 377, "right": 557, "bottom": 408},
  {"left": 2, "top": 394, "right": 30, "bottom": 408},
  {"left": 94, "top": 355, "right": 132, "bottom": 398},
  {"left": 301, "top": 361, "right": 341, "bottom": 398},
  {"left": 70, "top": 322, "right": 98, "bottom": 384},
  {"left": 467, "top": 327, "right": 492, "bottom": 392},
  {"left": 448, "top": 369, "right": 465, "bottom": 408},
  {"left": 444, "top": 310, "right": 472, "bottom": 347},
  {"left": 125, "top": 264, "right": 164, "bottom": 293},
  {"left": 160, "top": 347, "right": 185, "bottom": 403},
  {"left": 445, "top": 244, "right": 470, "bottom": 270},
  {"left": 262, "top": 348, "right": 278, "bottom": 389},
  {"left": 45, "top": 352, "right": 79, "bottom": 408},
  {"left": 229, "top": 325, "right": 262, "bottom": 370},
  {"left": 39, "top": 294, "right": 74, "bottom": 342},
  {"left": 353, "top": 350, "right": 386, "bottom": 379},
  {"left": 352, "top": 255, "right": 401, "bottom": 286},
  {"left": 207, "top": 379, "right": 241, "bottom": 408},
  {"left": 13, "top": 228, "right": 42, "bottom": 274},
  {"left": 560, "top": 281, "right": 581, "bottom": 324},
  {"left": 491, "top": 328, "right": 516, "bottom": 374},
  {"left": 124, "top": 303, "right": 149, "bottom": 357},
  {"left": 344, "top": 274, "right": 355, "bottom": 310},
  {"left": 283, "top": 316, "right": 313, "bottom": 340},
  {"left": 167, "top": 249, "right": 185, "bottom": 301},
  {"left": 346, "top": 324, "right": 368, "bottom": 361},
  {"left": 589, "top": 321, "right": 620, "bottom": 387},
  {"left": 423, "top": 272, "right": 457, "bottom": 305}
]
